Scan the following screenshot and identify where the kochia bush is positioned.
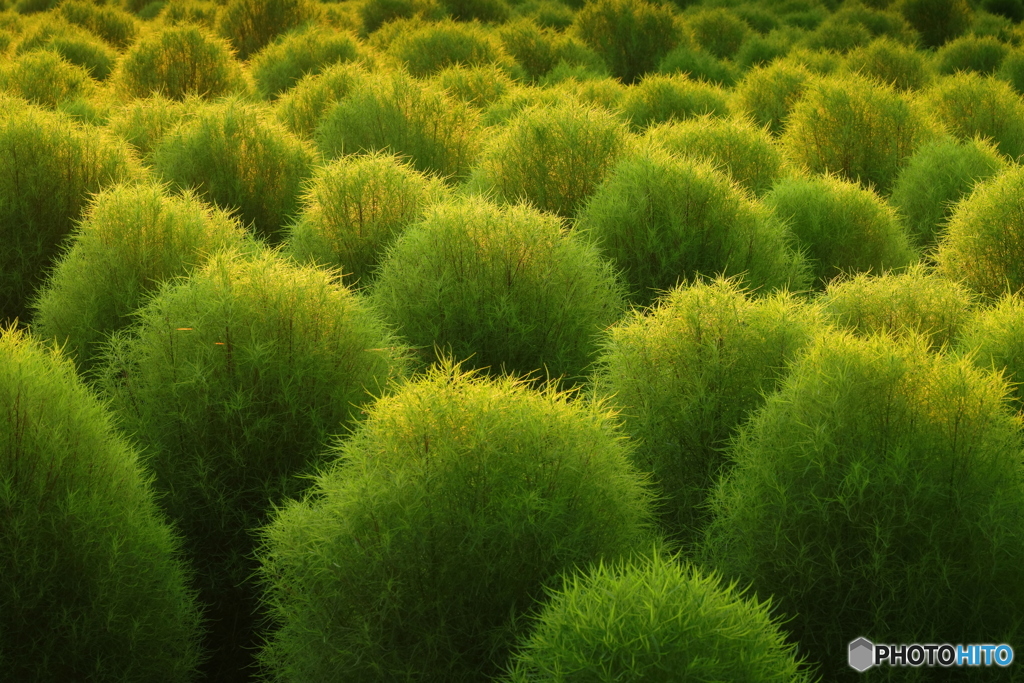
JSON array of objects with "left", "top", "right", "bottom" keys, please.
[
  {"left": 105, "top": 94, "right": 201, "bottom": 161},
  {"left": 0, "top": 48, "right": 95, "bottom": 110},
  {"left": 249, "top": 25, "right": 361, "bottom": 101},
  {"left": 731, "top": 59, "right": 813, "bottom": 136},
  {"left": 385, "top": 18, "right": 517, "bottom": 78},
  {"left": 572, "top": 0, "right": 682, "bottom": 84},
  {"left": 957, "top": 293, "right": 1024, "bottom": 412},
  {"left": 935, "top": 34, "right": 1010, "bottom": 76},
  {"left": 917, "top": 72, "right": 1024, "bottom": 162},
  {"left": 274, "top": 61, "right": 369, "bottom": 140},
  {"left": 618, "top": 73, "right": 729, "bottom": 131},
  {"left": 57, "top": 0, "right": 138, "bottom": 49},
  {"left": 15, "top": 17, "right": 118, "bottom": 81},
  {"left": 841, "top": 36, "right": 931, "bottom": 91},
  {"left": 217, "top": 0, "right": 320, "bottom": 61}
]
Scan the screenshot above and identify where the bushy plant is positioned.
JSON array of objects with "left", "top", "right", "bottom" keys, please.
[
  {"left": 700, "top": 330, "right": 1024, "bottom": 682},
  {"left": 157, "top": 0, "right": 220, "bottom": 29},
  {"left": 153, "top": 98, "right": 316, "bottom": 244},
  {"left": 256, "top": 361, "right": 663, "bottom": 682},
  {"left": 957, "top": 293, "right": 1024, "bottom": 411},
  {"left": 315, "top": 69, "right": 482, "bottom": 183},
  {"left": 731, "top": 59, "right": 812, "bottom": 136},
  {"left": 618, "top": 73, "right": 729, "bottom": 131},
  {"left": 782, "top": 72, "right": 937, "bottom": 194},
  {"left": 735, "top": 28, "right": 798, "bottom": 70},
  {"left": 358, "top": 0, "right": 446, "bottom": 38},
  {"left": 656, "top": 44, "right": 739, "bottom": 87},
  {"left": 30, "top": 182, "right": 253, "bottom": 373},
  {"left": 801, "top": 15, "right": 872, "bottom": 53},
  {"left": 918, "top": 72, "right": 1024, "bottom": 161},
  {"left": 820, "top": 264, "right": 975, "bottom": 350},
  {"left": 250, "top": 25, "right": 360, "bottom": 100},
  {"left": 0, "top": 96, "right": 143, "bottom": 326},
  {"left": 274, "top": 60, "right": 368, "bottom": 140},
  {"left": 779, "top": 45, "right": 844, "bottom": 74},
  {"left": 591, "top": 278, "right": 823, "bottom": 548},
  {"left": 577, "top": 147, "right": 809, "bottom": 309},
  {"left": 105, "top": 93, "right": 200, "bottom": 161},
  {"left": 217, "top": 0, "right": 320, "bottom": 61},
  {"left": 98, "top": 246, "right": 411, "bottom": 683},
  {"left": 499, "top": 550, "right": 816, "bottom": 682},
  {"left": 842, "top": 35, "right": 930, "bottom": 91},
  {"left": 646, "top": 115, "right": 785, "bottom": 196},
  {"left": 284, "top": 151, "right": 448, "bottom": 287},
  {"left": 547, "top": 74, "right": 626, "bottom": 111},
  {"left": 998, "top": 47, "right": 1024, "bottom": 94},
  {"left": 512, "top": 0, "right": 574, "bottom": 31},
  {"left": 764, "top": 174, "right": 917, "bottom": 288},
  {"left": 15, "top": 16, "right": 118, "bottom": 80},
  {"left": 685, "top": 6, "right": 751, "bottom": 59},
  {"left": 58, "top": 0, "right": 138, "bottom": 48},
  {"left": 385, "top": 18, "right": 516, "bottom": 78},
  {"left": 573, "top": 0, "right": 682, "bottom": 84},
  {"left": 467, "top": 98, "right": 631, "bottom": 218},
  {"left": 432, "top": 62, "right": 515, "bottom": 109},
  {"left": 369, "top": 196, "right": 626, "bottom": 384},
  {"left": 0, "top": 325, "right": 204, "bottom": 681},
  {"left": 896, "top": 0, "right": 973, "bottom": 48},
  {"left": 0, "top": 48, "right": 95, "bottom": 109},
  {"left": 890, "top": 135, "right": 1006, "bottom": 249},
  {"left": 113, "top": 24, "right": 248, "bottom": 101},
  {"left": 441, "top": 0, "right": 510, "bottom": 23},
  {"left": 936, "top": 34, "right": 1009, "bottom": 75},
  {"left": 498, "top": 17, "right": 606, "bottom": 82},
  {"left": 983, "top": 0, "right": 1024, "bottom": 21}
]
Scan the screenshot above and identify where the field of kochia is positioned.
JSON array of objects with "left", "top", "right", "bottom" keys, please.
[{"left": 4, "top": 0, "right": 1024, "bottom": 681}]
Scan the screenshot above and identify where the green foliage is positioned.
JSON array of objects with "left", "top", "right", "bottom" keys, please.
[
  {"left": 820, "top": 265, "right": 976, "bottom": 350},
  {"left": 511, "top": 0, "right": 574, "bottom": 31},
  {"left": 982, "top": 0, "right": 1024, "bottom": 22},
  {"left": 592, "top": 278, "right": 822, "bottom": 548},
  {"left": 285, "top": 151, "right": 448, "bottom": 287},
  {"left": 896, "top": 0, "right": 973, "bottom": 48},
  {"left": 256, "top": 361, "right": 662, "bottom": 682},
  {"left": 957, "top": 293, "right": 1024, "bottom": 412},
  {"left": 935, "top": 164, "right": 1024, "bottom": 299},
  {"left": 619, "top": 73, "right": 729, "bottom": 131},
  {"left": 0, "top": 48, "right": 95, "bottom": 109},
  {"left": 217, "top": 0, "right": 320, "bottom": 61},
  {"left": 734, "top": 28, "right": 798, "bottom": 70},
  {"left": 936, "top": 34, "right": 1010, "bottom": 75},
  {"left": 577, "top": 147, "right": 810, "bottom": 310},
  {"left": 441, "top": 0, "right": 510, "bottom": 23},
  {"left": 700, "top": 330, "right": 1024, "bottom": 682},
  {"left": 250, "top": 25, "right": 360, "bottom": 100},
  {"left": 315, "top": 69, "right": 482, "bottom": 182},
  {"left": 15, "top": 16, "right": 118, "bottom": 80},
  {"left": 386, "top": 18, "right": 516, "bottom": 78},
  {"left": 157, "top": 0, "right": 220, "bottom": 29},
  {"left": 30, "top": 182, "right": 252, "bottom": 373},
  {"left": 432, "top": 62, "right": 514, "bottom": 109},
  {"left": 113, "top": 24, "right": 248, "bottom": 101},
  {"left": 781, "top": 72, "right": 937, "bottom": 195},
  {"left": 779, "top": 45, "right": 844, "bottom": 74},
  {"left": 842, "top": 35, "right": 931, "bottom": 91},
  {"left": 685, "top": 6, "right": 751, "bottom": 59},
  {"left": 0, "top": 96, "right": 143, "bottom": 326},
  {"left": 369, "top": 196, "right": 626, "bottom": 385},
  {"left": 657, "top": 44, "right": 739, "bottom": 87},
  {"left": 646, "top": 115, "right": 785, "bottom": 196},
  {"left": 764, "top": 174, "right": 917, "bottom": 288},
  {"left": 998, "top": 47, "right": 1024, "bottom": 94},
  {"left": 498, "top": 17, "right": 606, "bottom": 82},
  {"left": 358, "top": 0, "right": 446, "bottom": 38},
  {"left": 573, "top": 0, "right": 682, "bottom": 84},
  {"left": 918, "top": 72, "right": 1024, "bottom": 161},
  {"left": 58, "top": 0, "right": 139, "bottom": 48},
  {"left": 468, "top": 98, "right": 630, "bottom": 218},
  {"left": 274, "top": 60, "right": 368, "bottom": 140},
  {"left": 105, "top": 93, "right": 200, "bottom": 161},
  {"left": 801, "top": 15, "right": 872, "bottom": 52},
  {"left": 98, "top": 246, "right": 410, "bottom": 683},
  {"left": 0, "top": 325, "right": 204, "bottom": 681},
  {"left": 890, "top": 135, "right": 1006, "bottom": 249},
  {"left": 153, "top": 98, "right": 316, "bottom": 244},
  {"left": 500, "top": 550, "right": 816, "bottom": 683},
  {"left": 731, "top": 59, "right": 812, "bottom": 136}
]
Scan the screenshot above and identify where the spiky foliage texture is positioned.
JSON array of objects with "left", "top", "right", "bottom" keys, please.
[
  {"left": 896, "top": 0, "right": 973, "bottom": 48},
  {"left": 0, "top": 325, "right": 204, "bottom": 681},
  {"left": 0, "top": 96, "right": 143, "bottom": 326},
  {"left": 255, "top": 361, "right": 663, "bottom": 682},
  {"left": 97, "top": 247, "right": 410, "bottom": 683},
  {"left": 0, "top": 48, "right": 95, "bottom": 109},
  {"left": 763, "top": 174, "right": 918, "bottom": 289},
  {"left": 369, "top": 196, "right": 626, "bottom": 386},
  {"left": 467, "top": 99, "right": 631, "bottom": 218},
  {"left": 250, "top": 25, "right": 360, "bottom": 101},
  {"left": 157, "top": 0, "right": 220, "bottom": 29},
  {"left": 890, "top": 136, "right": 1006, "bottom": 249},
  {"left": 700, "top": 330, "right": 1024, "bottom": 682},
  {"left": 153, "top": 98, "right": 316, "bottom": 244},
  {"left": 781, "top": 72, "right": 937, "bottom": 195},
  {"left": 957, "top": 293, "right": 1024, "bottom": 412},
  {"left": 216, "top": 0, "right": 320, "bottom": 61},
  {"left": 576, "top": 147, "right": 809, "bottom": 309},
  {"left": 842, "top": 35, "right": 931, "bottom": 91},
  {"left": 998, "top": 47, "right": 1024, "bottom": 95},
  {"left": 499, "top": 550, "right": 816, "bottom": 683},
  {"left": 15, "top": 16, "right": 118, "bottom": 81},
  {"left": 618, "top": 73, "right": 729, "bottom": 131},
  {"left": 284, "top": 152, "right": 449, "bottom": 287},
  {"left": 686, "top": 6, "right": 751, "bottom": 59},
  {"left": 572, "top": 0, "right": 681, "bottom": 84},
  {"left": 432, "top": 63, "right": 515, "bottom": 109},
  {"left": 731, "top": 60, "right": 812, "bottom": 136},
  {"left": 274, "top": 61, "right": 368, "bottom": 140},
  {"left": 58, "top": 0, "right": 138, "bottom": 48},
  {"left": 657, "top": 44, "right": 739, "bottom": 88},
  {"left": 935, "top": 34, "right": 1009, "bottom": 76},
  {"left": 592, "top": 278, "right": 823, "bottom": 549},
  {"left": 358, "top": 0, "right": 446, "bottom": 38},
  {"left": 385, "top": 18, "right": 517, "bottom": 78},
  {"left": 105, "top": 94, "right": 201, "bottom": 162},
  {"left": 917, "top": 72, "right": 1024, "bottom": 162},
  {"left": 497, "top": 17, "right": 605, "bottom": 83}
]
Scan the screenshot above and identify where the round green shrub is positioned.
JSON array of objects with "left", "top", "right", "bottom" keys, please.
[
  {"left": 592, "top": 278, "right": 823, "bottom": 548},
  {"left": 801, "top": 15, "right": 873, "bottom": 53},
  {"left": 934, "top": 165, "right": 1024, "bottom": 299},
  {"left": 998, "top": 47, "right": 1024, "bottom": 95},
  {"left": 386, "top": 18, "right": 517, "bottom": 78},
  {"left": 498, "top": 17, "right": 604, "bottom": 82},
  {"left": 153, "top": 98, "right": 316, "bottom": 244},
  {"left": 731, "top": 59, "right": 812, "bottom": 136},
  {"left": 936, "top": 34, "right": 1010, "bottom": 75},
  {"left": 656, "top": 44, "right": 739, "bottom": 87},
  {"left": 58, "top": 0, "right": 138, "bottom": 48},
  {"left": 467, "top": 98, "right": 631, "bottom": 218},
  {"left": 889, "top": 135, "right": 1007, "bottom": 249},
  {"left": 781, "top": 72, "right": 937, "bottom": 195},
  {"left": 0, "top": 47, "right": 95, "bottom": 109},
  {"left": 441, "top": 0, "right": 510, "bottom": 23},
  {"left": 157, "top": 0, "right": 220, "bottom": 29},
  {"left": 274, "top": 60, "right": 368, "bottom": 140},
  {"left": 15, "top": 16, "right": 118, "bottom": 80},
  {"left": 918, "top": 72, "right": 1024, "bottom": 161},
  {"left": 316, "top": 69, "right": 482, "bottom": 183},
  {"left": 284, "top": 151, "right": 449, "bottom": 287},
  {"left": 573, "top": 0, "right": 682, "bottom": 84},
  {"left": 512, "top": 0, "right": 575, "bottom": 31},
  {"left": 685, "top": 6, "right": 751, "bottom": 60},
  {"left": 105, "top": 93, "right": 200, "bottom": 161},
  {"left": 842, "top": 35, "right": 931, "bottom": 91},
  {"left": 619, "top": 73, "right": 729, "bottom": 131},
  {"left": 577, "top": 147, "right": 810, "bottom": 309},
  {"left": 217, "top": 0, "right": 320, "bottom": 61},
  {"left": 98, "top": 246, "right": 411, "bottom": 682},
  {"left": 735, "top": 28, "right": 799, "bottom": 70},
  {"left": 0, "top": 325, "right": 204, "bottom": 681},
  {"left": 983, "top": 0, "right": 1024, "bottom": 22},
  {"left": 0, "top": 96, "right": 143, "bottom": 326},
  {"left": 820, "top": 264, "right": 976, "bottom": 350},
  {"left": 547, "top": 74, "right": 626, "bottom": 111},
  {"left": 432, "top": 62, "right": 516, "bottom": 109},
  {"left": 500, "top": 550, "right": 815, "bottom": 683},
  {"left": 700, "top": 330, "right": 1024, "bottom": 682},
  {"left": 250, "top": 24, "right": 360, "bottom": 101},
  {"left": 896, "top": 0, "right": 973, "bottom": 48},
  {"left": 763, "top": 174, "right": 918, "bottom": 288},
  {"left": 370, "top": 196, "right": 627, "bottom": 384},
  {"left": 113, "top": 24, "right": 248, "bottom": 101},
  {"left": 256, "top": 361, "right": 663, "bottom": 682},
  {"left": 957, "top": 293, "right": 1024, "bottom": 412},
  {"left": 830, "top": 1, "right": 920, "bottom": 44},
  {"left": 358, "top": 0, "right": 446, "bottom": 38},
  {"left": 779, "top": 45, "right": 845, "bottom": 74},
  {"left": 479, "top": 81, "right": 563, "bottom": 127},
  {"left": 646, "top": 115, "right": 786, "bottom": 196},
  {"left": 30, "top": 182, "right": 253, "bottom": 373}
]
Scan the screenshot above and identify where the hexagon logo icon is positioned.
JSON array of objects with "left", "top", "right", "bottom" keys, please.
[{"left": 849, "top": 637, "right": 875, "bottom": 672}]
